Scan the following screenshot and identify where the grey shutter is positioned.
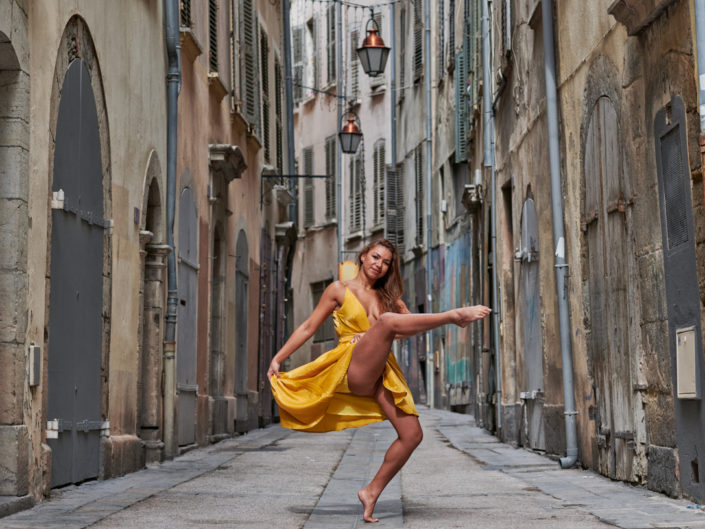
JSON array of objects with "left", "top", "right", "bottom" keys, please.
[
  {"left": 350, "top": 154, "right": 362, "bottom": 231},
  {"left": 240, "top": 0, "right": 260, "bottom": 132},
  {"left": 311, "top": 18, "right": 319, "bottom": 90},
  {"left": 438, "top": 0, "right": 445, "bottom": 79},
  {"left": 275, "top": 59, "right": 283, "bottom": 172},
  {"left": 351, "top": 29, "right": 359, "bottom": 98},
  {"left": 374, "top": 141, "right": 385, "bottom": 225},
  {"left": 325, "top": 135, "right": 336, "bottom": 220},
  {"left": 181, "top": 0, "right": 192, "bottom": 28},
  {"left": 455, "top": 50, "right": 467, "bottom": 162},
  {"left": 396, "top": 162, "right": 406, "bottom": 253},
  {"left": 303, "top": 147, "right": 314, "bottom": 228},
  {"left": 415, "top": 146, "right": 424, "bottom": 246},
  {"left": 414, "top": 0, "right": 423, "bottom": 79},
  {"left": 261, "top": 31, "right": 270, "bottom": 163},
  {"left": 327, "top": 4, "right": 336, "bottom": 84},
  {"left": 448, "top": 0, "right": 455, "bottom": 63},
  {"left": 399, "top": 8, "right": 406, "bottom": 88},
  {"left": 209, "top": 0, "right": 218, "bottom": 73},
  {"left": 293, "top": 26, "right": 304, "bottom": 102}
]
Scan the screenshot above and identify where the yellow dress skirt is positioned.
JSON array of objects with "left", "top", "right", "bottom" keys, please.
[{"left": 270, "top": 287, "right": 418, "bottom": 432}]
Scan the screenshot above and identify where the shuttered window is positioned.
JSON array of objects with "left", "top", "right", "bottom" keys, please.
[
  {"left": 448, "top": 0, "right": 455, "bottom": 67},
  {"left": 181, "top": 0, "right": 191, "bottom": 27},
  {"left": 455, "top": 49, "right": 467, "bottom": 162},
  {"left": 209, "top": 0, "right": 218, "bottom": 73},
  {"left": 399, "top": 7, "right": 406, "bottom": 88},
  {"left": 275, "top": 59, "right": 283, "bottom": 173},
  {"left": 308, "top": 17, "right": 319, "bottom": 90},
  {"left": 373, "top": 140, "right": 386, "bottom": 225},
  {"left": 261, "top": 31, "right": 270, "bottom": 163},
  {"left": 303, "top": 147, "right": 314, "bottom": 228},
  {"left": 350, "top": 28, "right": 359, "bottom": 99},
  {"left": 415, "top": 145, "right": 424, "bottom": 246},
  {"left": 438, "top": 0, "right": 445, "bottom": 79},
  {"left": 293, "top": 26, "right": 304, "bottom": 102},
  {"left": 413, "top": 0, "right": 423, "bottom": 80},
  {"left": 325, "top": 135, "right": 336, "bottom": 220},
  {"left": 240, "top": 0, "right": 260, "bottom": 133},
  {"left": 386, "top": 163, "right": 405, "bottom": 253},
  {"left": 349, "top": 153, "right": 362, "bottom": 232},
  {"left": 327, "top": 4, "right": 336, "bottom": 84},
  {"left": 370, "top": 13, "right": 385, "bottom": 88},
  {"left": 311, "top": 280, "right": 335, "bottom": 342}
]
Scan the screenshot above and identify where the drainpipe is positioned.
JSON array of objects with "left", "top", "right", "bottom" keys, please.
[
  {"left": 424, "top": 0, "right": 434, "bottom": 408},
  {"left": 283, "top": 0, "right": 296, "bottom": 219},
  {"left": 386, "top": 2, "right": 397, "bottom": 241},
  {"left": 482, "top": 0, "right": 502, "bottom": 432},
  {"left": 541, "top": 0, "right": 578, "bottom": 469},
  {"left": 164, "top": 0, "right": 181, "bottom": 459},
  {"left": 336, "top": 0, "right": 343, "bottom": 265}
]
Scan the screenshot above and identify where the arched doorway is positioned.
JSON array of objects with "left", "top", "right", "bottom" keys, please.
[
  {"left": 235, "top": 230, "right": 249, "bottom": 432},
  {"left": 139, "top": 163, "right": 168, "bottom": 463},
  {"left": 47, "top": 58, "right": 105, "bottom": 487},
  {"left": 584, "top": 96, "right": 634, "bottom": 480},
  {"left": 177, "top": 186, "right": 198, "bottom": 447},
  {"left": 519, "top": 197, "right": 544, "bottom": 450}
]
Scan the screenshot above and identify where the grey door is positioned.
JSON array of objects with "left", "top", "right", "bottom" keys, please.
[
  {"left": 519, "top": 198, "right": 545, "bottom": 450},
  {"left": 47, "top": 58, "right": 104, "bottom": 488},
  {"left": 584, "top": 96, "right": 634, "bottom": 480},
  {"left": 177, "top": 187, "right": 198, "bottom": 446},
  {"left": 235, "top": 230, "right": 249, "bottom": 431}
]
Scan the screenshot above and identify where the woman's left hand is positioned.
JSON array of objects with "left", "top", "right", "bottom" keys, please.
[{"left": 351, "top": 332, "right": 366, "bottom": 344}]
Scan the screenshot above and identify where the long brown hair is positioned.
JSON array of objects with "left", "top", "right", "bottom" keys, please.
[{"left": 358, "top": 239, "right": 403, "bottom": 313}]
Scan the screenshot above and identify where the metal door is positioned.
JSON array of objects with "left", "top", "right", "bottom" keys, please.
[
  {"left": 177, "top": 187, "right": 198, "bottom": 446},
  {"left": 519, "top": 198, "right": 545, "bottom": 450},
  {"left": 654, "top": 96, "right": 705, "bottom": 500},
  {"left": 235, "top": 230, "right": 249, "bottom": 431},
  {"left": 47, "top": 59, "right": 104, "bottom": 487},
  {"left": 584, "top": 96, "right": 634, "bottom": 480}
]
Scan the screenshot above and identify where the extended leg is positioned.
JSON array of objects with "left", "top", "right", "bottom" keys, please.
[
  {"left": 348, "top": 306, "right": 490, "bottom": 395},
  {"left": 357, "top": 383, "right": 423, "bottom": 523}
]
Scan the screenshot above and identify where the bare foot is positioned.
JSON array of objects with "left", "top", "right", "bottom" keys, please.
[
  {"left": 358, "top": 488, "right": 379, "bottom": 523},
  {"left": 452, "top": 305, "right": 492, "bottom": 327}
]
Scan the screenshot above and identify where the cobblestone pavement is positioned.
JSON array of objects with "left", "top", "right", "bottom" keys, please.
[{"left": 1, "top": 408, "right": 704, "bottom": 528}]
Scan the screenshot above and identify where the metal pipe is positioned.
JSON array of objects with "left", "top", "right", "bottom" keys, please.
[
  {"left": 541, "top": 0, "right": 578, "bottom": 469},
  {"left": 164, "top": 0, "right": 181, "bottom": 459},
  {"left": 695, "top": 0, "right": 705, "bottom": 132},
  {"left": 386, "top": 2, "right": 397, "bottom": 241},
  {"left": 482, "top": 0, "right": 502, "bottom": 432},
  {"left": 424, "top": 0, "right": 434, "bottom": 408},
  {"left": 336, "top": 0, "right": 343, "bottom": 265},
  {"left": 283, "top": 0, "right": 297, "bottom": 220}
]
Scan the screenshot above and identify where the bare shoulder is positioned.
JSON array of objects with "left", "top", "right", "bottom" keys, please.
[{"left": 325, "top": 280, "right": 348, "bottom": 306}]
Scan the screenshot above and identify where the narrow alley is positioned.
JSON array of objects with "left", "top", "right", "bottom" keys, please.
[{"left": 1, "top": 409, "right": 703, "bottom": 529}]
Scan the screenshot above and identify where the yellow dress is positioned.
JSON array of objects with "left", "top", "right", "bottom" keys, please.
[{"left": 270, "top": 287, "right": 418, "bottom": 432}]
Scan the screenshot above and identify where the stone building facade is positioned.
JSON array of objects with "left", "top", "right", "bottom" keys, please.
[{"left": 0, "top": 0, "right": 290, "bottom": 514}]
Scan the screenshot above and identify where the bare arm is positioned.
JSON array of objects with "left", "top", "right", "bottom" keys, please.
[
  {"left": 267, "top": 281, "right": 345, "bottom": 378},
  {"left": 393, "top": 299, "right": 414, "bottom": 339}
]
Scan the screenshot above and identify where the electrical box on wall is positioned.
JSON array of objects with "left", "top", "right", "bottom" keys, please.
[
  {"left": 676, "top": 327, "right": 699, "bottom": 399},
  {"left": 28, "top": 344, "right": 40, "bottom": 387}
]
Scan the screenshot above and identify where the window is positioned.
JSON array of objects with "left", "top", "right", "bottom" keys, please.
[
  {"left": 303, "top": 146, "right": 314, "bottom": 228},
  {"left": 311, "top": 280, "right": 335, "bottom": 342},
  {"left": 415, "top": 144, "right": 424, "bottom": 246},
  {"left": 260, "top": 30, "right": 270, "bottom": 163},
  {"left": 399, "top": 7, "right": 406, "bottom": 88},
  {"left": 449, "top": 0, "right": 455, "bottom": 65},
  {"left": 350, "top": 28, "right": 359, "bottom": 99},
  {"left": 387, "top": 162, "right": 405, "bottom": 253},
  {"left": 240, "top": 0, "right": 260, "bottom": 132},
  {"left": 438, "top": 0, "right": 445, "bottom": 79},
  {"left": 307, "top": 17, "right": 319, "bottom": 90},
  {"left": 275, "top": 59, "right": 283, "bottom": 173},
  {"left": 413, "top": 0, "right": 423, "bottom": 80},
  {"left": 180, "top": 0, "right": 192, "bottom": 28},
  {"left": 373, "top": 140, "right": 386, "bottom": 225},
  {"left": 325, "top": 135, "right": 336, "bottom": 220},
  {"left": 349, "top": 152, "right": 362, "bottom": 232},
  {"left": 209, "top": 0, "right": 218, "bottom": 73},
  {"left": 327, "top": 4, "right": 336, "bottom": 84},
  {"left": 293, "top": 26, "right": 304, "bottom": 102}
]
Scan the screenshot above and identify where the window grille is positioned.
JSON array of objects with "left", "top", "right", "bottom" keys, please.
[
  {"left": 209, "top": 0, "right": 218, "bottom": 73},
  {"left": 303, "top": 147, "right": 314, "bottom": 228},
  {"left": 327, "top": 4, "right": 337, "bottom": 84},
  {"left": 414, "top": 145, "right": 424, "bottom": 246},
  {"left": 180, "top": 0, "right": 191, "bottom": 28},
  {"left": 325, "top": 135, "right": 336, "bottom": 220},
  {"left": 373, "top": 140, "right": 386, "bottom": 225}
]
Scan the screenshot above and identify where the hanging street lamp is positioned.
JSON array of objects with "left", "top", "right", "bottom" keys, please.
[
  {"left": 356, "top": 10, "right": 390, "bottom": 78},
  {"left": 338, "top": 110, "right": 363, "bottom": 154}
]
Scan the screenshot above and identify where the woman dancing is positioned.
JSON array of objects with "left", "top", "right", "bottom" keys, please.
[{"left": 268, "top": 239, "right": 491, "bottom": 523}]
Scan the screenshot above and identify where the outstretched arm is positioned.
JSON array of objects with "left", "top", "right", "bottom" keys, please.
[
  {"left": 267, "top": 281, "right": 345, "bottom": 378},
  {"left": 394, "top": 299, "right": 415, "bottom": 339}
]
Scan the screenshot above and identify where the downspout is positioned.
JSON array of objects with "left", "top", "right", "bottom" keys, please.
[
  {"left": 336, "top": 0, "right": 343, "bottom": 265},
  {"left": 541, "top": 0, "right": 578, "bottom": 469},
  {"left": 283, "top": 0, "right": 297, "bottom": 219},
  {"left": 424, "top": 0, "right": 434, "bottom": 408},
  {"left": 387, "top": 2, "right": 397, "bottom": 240},
  {"left": 164, "top": 0, "right": 181, "bottom": 459},
  {"left": 482, "top": 0, "right": 501, "bottom": 432}
]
